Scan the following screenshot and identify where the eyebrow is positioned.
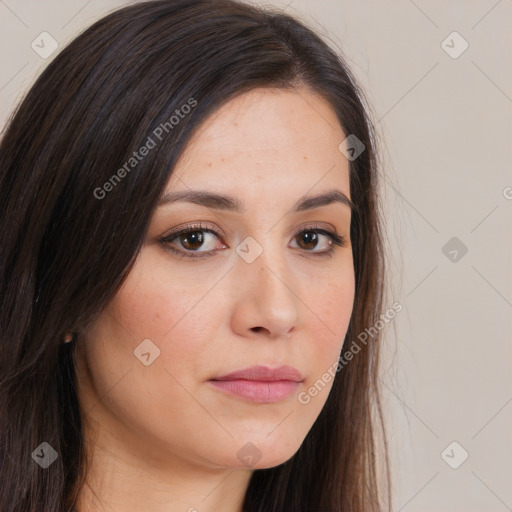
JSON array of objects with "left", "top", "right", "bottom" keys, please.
[{"left": 157, "top": 189, "right": 355, "bottom": 213}]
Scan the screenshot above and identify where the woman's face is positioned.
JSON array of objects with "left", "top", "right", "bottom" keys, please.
[{"left": 75, "top": 87, "right": 355, "bottom": 472}]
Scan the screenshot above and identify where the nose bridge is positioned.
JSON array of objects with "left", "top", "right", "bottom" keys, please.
[
  {"left": 232, "top": 234, "right": 299, "bottom": 337},
  {"left": 239, "top": 230, "right": 289, "bottom": 292}
]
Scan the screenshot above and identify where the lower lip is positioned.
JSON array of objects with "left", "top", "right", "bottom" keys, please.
[{"left": 209, "top": 379, "right": 301, "bottom": 403}]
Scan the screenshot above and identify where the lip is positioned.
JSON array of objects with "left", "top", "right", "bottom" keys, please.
[
  {"left": 212, "top": 365, "right": 304, "bottom": 382},
  {"left": 209, "top": 365, "right": 304, "bottom": 403}
]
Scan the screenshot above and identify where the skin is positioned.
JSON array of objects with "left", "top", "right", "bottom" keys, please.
[{"left": 73, "top": 86, "right": 355, "bottom": 512}]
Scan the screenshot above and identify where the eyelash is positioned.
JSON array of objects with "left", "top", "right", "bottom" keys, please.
[{"left": 160, "top": 222, "right": 347, "bottom": 260}]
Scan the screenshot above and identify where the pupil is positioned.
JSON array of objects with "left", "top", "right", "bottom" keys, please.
[
  {"left": 300, "top": 232, "right": 317, "bottom": 249},
  {"left": 182, "top": 231, "right": 203, "bottom": 250}
]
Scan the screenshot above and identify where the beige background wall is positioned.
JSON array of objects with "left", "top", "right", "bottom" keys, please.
[{"left": 1, "top": 1, "right": 511, "bottom": 510}]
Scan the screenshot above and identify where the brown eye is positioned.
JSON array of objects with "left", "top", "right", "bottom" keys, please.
[
  {"left": 295, "top": 231, "right": 324, "bottom": 250},
  {"left": 178, "top": 231, "right": 206, "bottom": 251},
  {"left": 290, "top": 228, "right": 345, "bottom": 255},
  {"left": 160, "top": 223, "right": 226, "bottom": 259},
  {"left": 161, "top": 224, "right": 346, "bottom": 260}
]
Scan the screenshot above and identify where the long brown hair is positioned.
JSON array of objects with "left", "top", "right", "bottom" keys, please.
[{"left": 0, "top": 1, "right": 391, "bottom": 510}]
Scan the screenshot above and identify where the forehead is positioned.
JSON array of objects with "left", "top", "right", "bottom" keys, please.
[{"left": 168, "top": 87, "right": 350, "bottom": 199}]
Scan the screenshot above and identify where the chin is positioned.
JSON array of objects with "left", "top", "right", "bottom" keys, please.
[{"left": 226, "top": 433, "right": 304, "bottom": 471}]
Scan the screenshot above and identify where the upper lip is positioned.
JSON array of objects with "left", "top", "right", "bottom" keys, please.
[{"left": 211, "top": 365, "right": 304, "bottom": 382}]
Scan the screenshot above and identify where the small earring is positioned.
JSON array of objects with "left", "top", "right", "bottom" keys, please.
[{"left": 63, "top": 332, "right": 74, "bottom": 343}]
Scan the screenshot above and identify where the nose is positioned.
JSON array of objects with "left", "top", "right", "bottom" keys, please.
[{"left": 230, "top": 247, "right": 300, "bottom": 340}]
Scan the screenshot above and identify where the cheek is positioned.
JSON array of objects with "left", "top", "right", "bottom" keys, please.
[
  {"left": 300, "top": 270, "right": 355, "bottom": 385},
  {"left": 77, "top": 271, "right": 222, "bottom": 459},
  {"left": 317, "top": 270, "right": 355, "bottom": 342},
  {"left": 96, "top": 254, "right": 227, "bottom": 396},
  {"left": 109, "top": 251, "right": 222, "bottom": 343}
]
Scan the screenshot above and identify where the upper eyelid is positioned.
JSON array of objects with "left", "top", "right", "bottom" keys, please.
[
  {"left": 163, "top": 221, "right": 340, "bottom": 239},
  {"left": 163, "top": 221, "right": 223, "bottom": 238}
]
